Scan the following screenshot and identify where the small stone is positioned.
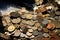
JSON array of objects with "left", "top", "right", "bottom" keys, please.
[
  {"left": 25, "top": 14, "right": 33, "bottom": 19},
  {"left": 28, "top": 29, "right": 33, "bottom": 33},
  {"left": 43, "top": 33, "right": 50, "bottom": 37},
  {"left": 32, "top": 31, "right": 39, "bottom": 36},
  {"left": 26, "top": 32, "right": 32, "bottom": 36},
  {"left": 7, "top": 25, "right": 15, "bottom": 32}
]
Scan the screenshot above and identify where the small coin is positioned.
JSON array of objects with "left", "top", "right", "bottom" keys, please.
[
  {"left": 32, "top": 31, "right": 39, "bottom": 36},
  {"left": 7, "top": 25, "right": 15, "bottom": 32}
]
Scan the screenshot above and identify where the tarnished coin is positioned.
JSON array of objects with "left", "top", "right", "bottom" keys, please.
[
  {"left": 47, "top": 23, "right": 55, "bottom": 29},
  {"left": 55, "top": 11, "right": 60, "bottom": 15},
  {"left": 14, "top": 30, "right": 21, "bottom": 36},
  {"left": 42, "top": 19, "right": 49, "bottom": 25},
  {"left": 42, "top": 37, "right": 50, "bottom": 40},
  {"left": 34, "top": 22, "right": 41, "bottom": 28},
  {"left": 25, "top": 14, "right": 33, "bottom": 19},
  {"left": 32, "top": 27, "right": 38, "bottom": 30},
  {"left": 2, "top": 20, "right": 7, "bottom": 26},
  {"left": 10, "top": 12, "right": 20, "bottom": 17},
  {"left": 7, "top": 25, "right": 15, "bottom": 32},
  {"left": 12, "top": 18, "right": 21, "bottom": 23},
  {"left": 26, "top": 20, "right": 35, "bottom": 26},
  {"left": 4, "top": 16, "right": 11, "bottom": 23},
  {"left": 20, "top": 33, "right": 25, "bottom": 37},
  {"left": 43, "top": 28, "right": 49, "bottom": 33},
  {"left": 28, "top": 29, "right": 33, "bottom": 33},
  {"left": 43, "top": 33, "right": 50, "bottom": 37},
  {"left": 26, "top": 32, "right": 32, "bottom": 36},
  {"left": 32, "top": 30, "right": 39, "bottom": 36}
]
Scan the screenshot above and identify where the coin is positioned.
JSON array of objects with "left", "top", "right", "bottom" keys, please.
[{"left": 7, "top": 25, "right": 15, "bottom": 32}]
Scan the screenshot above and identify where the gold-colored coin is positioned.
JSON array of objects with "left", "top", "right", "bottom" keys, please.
[{"left": 7, "top": 25, "right": 15, "bottom": 32}]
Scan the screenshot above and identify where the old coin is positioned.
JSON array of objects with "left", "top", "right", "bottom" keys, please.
[
  {"left": 42, "top": 37, "right": 50, "bottom": 40},
  {"left": 7, "top": 25, "right": 15, "bottom": 32},
  {"left": 10, "top": 12, "right": 20, "bottom": 17},
  {"left": 47, "top": 23, "right": 55, "bottom": 29},
  {"left": 28, "top": 29, "right": 33, "bottom": 33},
  {"left": 12, "top": 18, "right": 21, "bottom": 23},
  {"left": 4, "top": 16, "right": 11, "bottom": 23},
  {"left": 42, "top": 19, "right": 49, "bottom": 25},
  {"left": 14, "top": 30, "right": 21, "bottom": 36},
  {"left": 34, "top": 22, "right": 41, "bottom": 28},
  {"left": 20, "top": 33, "right": 25, "bottom": 37},
  {"left": 25, "top": 14, "right": 33, "bottom": 19},
  {"left": 32, "top": 30, "right": 39, "bottom": 36},
  {"left": 43, "top": 28, "right": 49, "bottom": 33},
  {"left": 32, "top": 27, "right": 38, "bottom": 30},
  {"left": 43, "top": 33, "right": 50, "bottom": 37},
  {"left": 26, "top": 32, "right": 32, "bottom": 36},
  {"left": 2, "top": 20, "right": 7, "bottom": 26}
]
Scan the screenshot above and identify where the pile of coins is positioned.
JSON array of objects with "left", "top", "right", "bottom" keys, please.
[{"left": 0, "top": 0, "right": 60, "bottom": 40}]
